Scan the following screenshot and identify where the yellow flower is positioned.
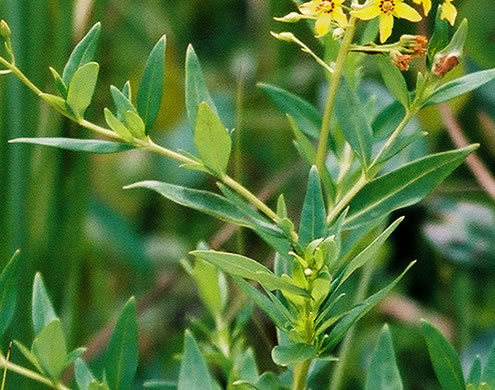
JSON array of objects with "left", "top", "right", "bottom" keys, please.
[
  {"left": 441, "top": 0, "right": 457, "bottom": 26},
  {"left": 412, "top": 0, "right": 431, "bottom": 16},
  {"left": 351, "top": 0, "right": 422, "bottom": 43},
  {"left": 298, "top": 0, "right": 348, "bottom": 38}
]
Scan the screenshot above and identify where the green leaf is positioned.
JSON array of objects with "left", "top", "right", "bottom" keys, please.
[
  {"left": 194, "top": 102, "right": 232, "bottom": 177},
  {"left": 65, "top": 347, "right": 86, "bottom": 368},
  {"left": 110, "top": 85, "right": 137, "bottom": 120},
  {"left": 377, "top": 131, "right": 428, "bottom": 164},
  {"left": 271, "top": 343, "right": 317, "bottom": 366},
  {"left": 75, "top": 358, "right": 96, "bottom": 390},
  {"left": 191, "top": 250, "right": 308, "bottom": 297},
  {"left": 124, "top": 110, "right": 146, "bottom": 139},
  {"left": 234, "top": 277, "right": 289, "bottom": 330},
  {"left": 376, "top": 55, "right": 410, "bottom": 108},
  {"left": 14, "top": 341, "right": 44, "bottom": 373},
  {"left": 288, "top": 115, "right": 317, "bottom": 165},
  {"left": 66, "top": 62, "right": 99, "bottom": 120},
  {"left": 62, "top": 22, "right": 101, "bottom": 84},
  {"left": 122, "top": 81, "right": 132, "bottom": 100},
  {"left": 104, "top": 297, "right": 138, "bottom": 390},
  {"left": 39, "top": 93, "right": 74, "bottom": 119},
  {"left": 137, "top": 35, "right": 166, "bottom": 132},
  {"left": 345, "top": 145, "right": 478, "bottom": 229},
  {"left": 32, "top": 273, "right": 57, "bottom": 336},
  {"left": 332, "top": 218, "right": 403, "bottom": 295},
  {"left": 0, "top": 250, "right": 21, "bottom": 336},
  {"left": 365, "top": 324, "right": 403, "bottom": 390},
  {"left": 192, "top": 257, "right": 225, "bottom": 318},
  {"left": 9, "top": 137, "right": 136, "bottom": 154},
  {"left": 423, "top": 68, "right": 495, "bottom": 107},
  {"left": 258, "top": 82, "right": 322, "bottom": 139},
  {"left": 334, "top": 79, "right": 373, "bottom": 167},
  {"left": 239, "top": 348, "right": 259, "bottom": 383},
  {"left": 421, "top": 320, "right": 465, "bottom": 390},
  {"left": 124, "top": 181, "right": 258, "bottom": 229},
  {"left": 323, "top": 261, "right": 415, "bottom": 352},
  {"left": 178, "top": 330, "right": 215, "bottom": 390},
  {"left": 104, "top": 108, "right": 134, "bottom": 142},
  {"left": 427, "top": 5, "right": 450, "bottom": 69},
  {"left": 372, "top": 101, "right": 405, "bottom": 141},
  {"left": 49, "top": 67, "right": 68, "bottom": 97},
  {"left": 298, "top": 166, "right": 326, "bottom": 247},
  {"left": 468, "top": 356, "right": 482, "bottom": 386},
  {"left": 482, "top": 341, "right": 495, "bottom": 386},
  {"left": 185, "top": 44, "right": 216, "bottom": 127},
  {"left": 31, "top": 319, "right": 68, "bottom": 380}
]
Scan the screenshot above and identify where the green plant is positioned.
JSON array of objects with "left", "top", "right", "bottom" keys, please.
[{"left": 1, "top": 1, "right": 495, "bottom": 389}]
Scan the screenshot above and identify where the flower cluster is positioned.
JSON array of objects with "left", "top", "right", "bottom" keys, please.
[{"left": 276, "top": 0, "right": 458, "bottom": 43}]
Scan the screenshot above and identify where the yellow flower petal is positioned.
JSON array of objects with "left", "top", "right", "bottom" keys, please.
[
  {"left": 315, "top": 12, "right": 332, "bottom": 37},
  {"left": 298, "top": 0, "right": 319, "bottom": 16},
  {"left": 416, "top": 0, "right": 432, "bottom": 15},
  {"left": 379, "top": 13, "right": 394, "bottom": 43},
  {"left": 441, "top": 0, "right": 457, "bottom": 26},
  {"left": 351, "top": 2, "right": 381, "bottom": 21},
  {"left": 394, "top": 2, "right": 422, "bottom": 22},
  {"left": 332, "top": 7, "right": 348, "bottom": 27}
]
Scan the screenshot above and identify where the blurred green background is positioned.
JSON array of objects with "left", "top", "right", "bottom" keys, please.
[{"left": 1, "top": 0, "right": 495, "bottom": 388}]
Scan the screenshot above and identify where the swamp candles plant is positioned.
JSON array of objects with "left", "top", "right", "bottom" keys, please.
[{"left": 1, "top": 0, "right": 495, "bottom": 389}]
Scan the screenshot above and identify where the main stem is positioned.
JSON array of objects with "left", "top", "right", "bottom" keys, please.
[
  {"left": 315, "top": 16, "right": 357, "bottom": 175},
  {"left": 292, "top": 359, "right": 312, "bottom": 390}
]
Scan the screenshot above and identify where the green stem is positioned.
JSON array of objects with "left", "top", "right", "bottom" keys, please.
[
  {"left": 0, "top": 56, "right": 42, "bottom": 95},
  {"left": 369, "top": 109, "right": 415, "bottom": 170},
  {"left": 292, "top": 359, "right": 312, "bottom": 390},
  {"left": 315, "top": 16, "right": 357, "bottom": 175},
  {"left": 326, "top": 171, "right": 367, "bottom": 225},
  {"left": 0, "top": 355, "right": 70, "bottom": 390},
  {"left": 223, "top": 175, "right": 280, "bottom": 223}
]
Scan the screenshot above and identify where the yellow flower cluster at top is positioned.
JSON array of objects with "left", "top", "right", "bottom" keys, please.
[{"left": 290, "top": 0, "right": 457, "bottom": 43}]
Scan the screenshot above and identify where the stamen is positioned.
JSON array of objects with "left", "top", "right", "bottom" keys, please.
[{"left": 379, "top": 0, "right": 395, "bottom": 14}]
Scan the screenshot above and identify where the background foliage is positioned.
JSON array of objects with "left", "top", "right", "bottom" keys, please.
[{"left": 1, "top": 0, "right": 495, "bottom": 389}]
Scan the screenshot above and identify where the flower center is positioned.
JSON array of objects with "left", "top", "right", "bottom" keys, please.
[
  {"left": 317, "top": 0, "right": 336, "bottom": 13},
  {"left": 379, "top": 0, "right": 395, "bottom": 14}
]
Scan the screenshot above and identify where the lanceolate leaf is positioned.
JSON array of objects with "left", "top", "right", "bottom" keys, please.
[
  {"left": 365, "top": 325, "right": 404, "bottom": 390},
  {"left": 104, "top": 298, "right": 138, "bottom": 390},
  {"left": 124, "top": 180, "right": 262, "bottom": 229},
  {"left": 423, "top": 68, "right": 495, "bottom": 107},
  {"left": 323, "top": 261, "right": 415, "bottom": 352},
  {"left": 298, "top": 166, "right": 327, "bottom": 247},
  {"left": 62, "top": 22, "right": 101, "bottom": 84},
  {"left": 31, "top": 319, "right": 68, "bottom": 381},
  {"left": 110, "top": 85, "right": 137, "bottom": 120},
  {"left": 32, "top": 273, "right": 57, "bottom": 336},
  {"left": 194, "top": 102, "right": 232, "bottom": 177},
  {"left": 258, "top": 83, "right": 322, "bottom": 139},
  {"left": 9, "top": 138, "right": 135, "bottom": 154},
  {"left": 345, "top": 145, "right": 478, "bottom": 229},
  {"left": 376, "top": 55, "right": 410, "bottom": 109},
  {"left": 482, "top": 341, "right": 495, "bottom": 386},
  {"left": 185, "top": 45, "right": 216, "bottom": 127},
  {"left": 178, "top": 330, "right": 215, "bottom": 390},
  {"left": 104, "top": 108, "right": 134, "bottom": 142},
  {"left": 191, "top": 250, "right": 308, "bottom": 296},
  {"left": 334, "top": 79, "right": 373, "bottom": 167},
  {"left": 421, "top": 320, "right": 465, "bottom": 390},
  {"left": 332, "top": 217, "right": 403, "bottom": 295},
  {"left": 468, "top": 356, "right": 482, "bottom": 386},
  {"left": 0, "top": 250, "right": 21, "bottom": 337},
  {"left": 66, "top": 62, "right": 100, "bottom": 120},
  {"left": 427, "top": 5, "right": 449, "bottom": 69},
  {"left": 137, "top": 35, "right": 166, "bottom": 132},
  {"left": 75, "top": 358, "right": 96, "bottom": 390}
]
